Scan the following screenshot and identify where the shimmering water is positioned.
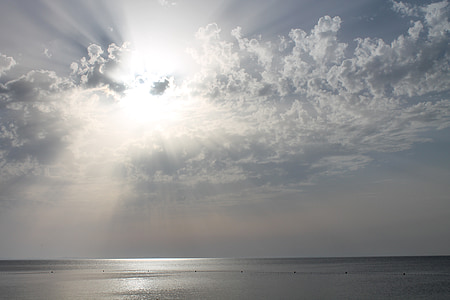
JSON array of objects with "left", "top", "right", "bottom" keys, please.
[{"left": 1, "top": 256, "right": 449, "bottom": 299}]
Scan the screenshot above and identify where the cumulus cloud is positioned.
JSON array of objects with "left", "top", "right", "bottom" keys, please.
[
  {"left": 423, "top": 0, "right": 450, "bottom": 38},
  {"left": 0, "top": 53, "right": 16, "bottom": 76},
  {"left": 391, "top": 0, "right": 420, "bottom": 17},
  {"left": 70, "top": 42, "right": 130, "bottom": 93},
  {"left": 175, "top": 0, "right": 450, "bottom": 187},
  {"left": 85, "top": 0, "right": 450, "bottom": 203}
]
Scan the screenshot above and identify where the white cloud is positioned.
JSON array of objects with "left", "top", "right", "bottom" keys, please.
[
  {"left": 176, "top": 1, "right": 450, "bottom": 187},
  {"left": 87, "top": 44, "right": 104, "bottom": 65},
  {"left": 70, "top": 42, "right": 129, "bottom": 93},
  {"left": 0, "top": 53, "right": 16, "bottom": 76},
  {"left": 44, "top": 48, "right": 52, "bottom": 58},
  {"left": 391, "top": 0, "right": 420, "bottom": 17},
  {"left": 158, "top": 0, "right": 177, "bottom": 7},
  {"left": 422, "top": 0, "right": 450, "bottom": 39}
]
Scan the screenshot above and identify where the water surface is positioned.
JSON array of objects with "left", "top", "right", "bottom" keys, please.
[{"left": 1, "top": 256, "right": 449, "bottom": 299}]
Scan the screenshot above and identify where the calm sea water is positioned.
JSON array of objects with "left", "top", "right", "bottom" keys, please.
[{"left": 1, "top": 256, "right": 449, "bottom": 299}]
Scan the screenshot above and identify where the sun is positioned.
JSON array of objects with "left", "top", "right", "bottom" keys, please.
[
  {"left": 118, "top": 75, "right": 181, "bottom": 126},
  {"left": 107, "top": 39, "right": 199, "bottom": 133},
  {"left": 110, "top": 45, "right": 181, "bottom": 125}
]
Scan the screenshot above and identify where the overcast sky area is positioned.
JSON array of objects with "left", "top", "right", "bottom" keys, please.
[{"left": 0, "top": 0, "right": 449, "bottom": 259}]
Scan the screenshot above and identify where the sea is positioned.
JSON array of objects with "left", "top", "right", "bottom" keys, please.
[{"left": 1, "top": 256, "right": 449, "bottom": 299}]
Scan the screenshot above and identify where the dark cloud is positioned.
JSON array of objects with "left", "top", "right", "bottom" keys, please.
[
  {"left": 150, "top": 78, "right": 170, "bottom": 95},
  {"left": 1, "top": 70, "right": 73, "bottom": 102}
]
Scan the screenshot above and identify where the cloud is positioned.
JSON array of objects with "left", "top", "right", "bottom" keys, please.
[
  {"left": 0, "top": 53, "right": 16, "bottom": 76},
  {"left": 70, "top": 42, "right": 130, "bottom": 93},
  {"left": 176, "top": 1, "right": 450, "bottom": 187},
  {"left": 108, "top": 0, "right": 450, "bottom": 206},
  {"left": 391, "top": 0, "right": 420, "bottom": 17},
  {"left": 1, "top": 70, "right": 73, "bottom": 102},
  {"left": 423, "top": 0, "right": 450, "bottom": 38},
  {"left": 150, "top": 78, "right": 170, "bottom": 95},
  {"left": 158, "top": 0, "right": 178, "bottom": 7},
  {"left": 0, "top": 56, "right": 126, "bottom": 208},
  {"left": 311, "top": 155, "right": 374, "bottom": 177},
  {"left": 0, "top": 69, "right": 76, "bottom": 184},
  {"left": 44, "top": 48, "right": 52, "bottom": 58}
]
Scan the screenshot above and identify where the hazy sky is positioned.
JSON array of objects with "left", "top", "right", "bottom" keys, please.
[{"left": 0, "top": 0, "right": 449, "bottom": 259}]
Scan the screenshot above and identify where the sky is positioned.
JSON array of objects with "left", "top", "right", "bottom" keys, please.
[{"left": 0, "top": 0, "right": 449, "bottom": 259}]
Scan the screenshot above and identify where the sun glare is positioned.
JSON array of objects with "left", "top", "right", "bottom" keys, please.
[
  {"left": 119, "top": 78, "right": 180, "bottom": 125},
  {"left": 111, "top": 44, "right": 185, "bottom": 126},
  {"left": 107, "top": 36, "right": 200, "bottom": 133}
]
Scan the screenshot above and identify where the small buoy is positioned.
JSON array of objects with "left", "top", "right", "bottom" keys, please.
[
  {"left": 345, "top": 272, "right": 348, "bottom": 274},
  {"left": 240, "top": 270, "right": 243, "bottom": 273},
  {"left": 403, "top": 272, "right": 406, "bottom": 275},
  {"left": 50, "top": 271, "right": 53, "bottom": 273},
  {"left": 194, "top": 270, "right": 197, "bottom": 272},
  {"left": 293, "top": 271, "right": 296, "bottom": 274}
]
